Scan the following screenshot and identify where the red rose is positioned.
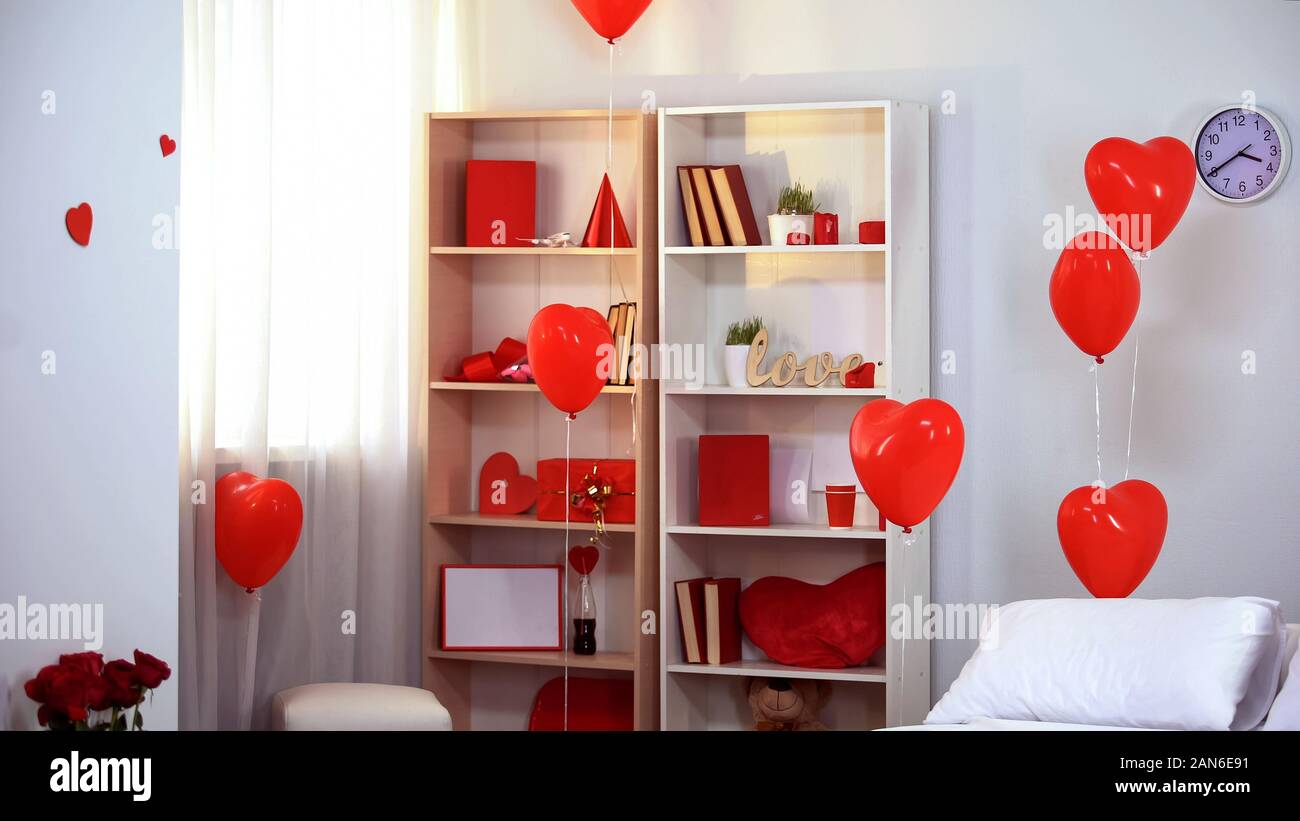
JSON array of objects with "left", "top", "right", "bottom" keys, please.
[
  {"left": 26, "top": 663, "right": 105, "bottom": 725},
  {"left": 94, "top": 660, "right": 142, "bottom": 711},
  {"left": 131, "top": 650, "right": 171, "bottom": 690},
  {"left": 58, "top": 651, "right": 105, "bottom": 677}
]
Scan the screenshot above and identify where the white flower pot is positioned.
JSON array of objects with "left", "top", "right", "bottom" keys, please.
[
  {"left": 767, "top": 214, "right": 814, "bottom": 246},
  {"left": 724, "top": 344, "right": 751, "bottom": 388}
]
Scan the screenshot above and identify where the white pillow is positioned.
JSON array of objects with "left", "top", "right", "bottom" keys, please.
[
  {"left": 1262, "top": 625, "right": 1300, "bottom": 730},
  {"left": 927, "top": 597, "right": 1286, "bottom": 731}
]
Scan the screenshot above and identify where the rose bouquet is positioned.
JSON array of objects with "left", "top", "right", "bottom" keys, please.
[{"left": 24, "top": 650, "right": 171, "bottom": 731}]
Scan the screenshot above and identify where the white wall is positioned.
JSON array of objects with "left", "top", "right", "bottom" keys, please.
[
  {"left": 0, "top": 0, "right": 180, "bottom": 729},
  {"left": 452, "top": 0, "right": 1300, "bottom": 699}
]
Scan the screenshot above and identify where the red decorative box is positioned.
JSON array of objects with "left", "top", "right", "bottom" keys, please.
[
  {"left": 536, "top": 458, "right": 636, "bottom": 524},
  {"left": 698, "top": 434, "right": 770, "bottom": 526},
  {"left": 466, "top": 160, "right": 536, "bottom": 247}
]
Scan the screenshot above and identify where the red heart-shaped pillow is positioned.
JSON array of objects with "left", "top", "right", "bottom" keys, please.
[
  {"left": 478, "top": 452, "right": 538, "bottom": 515},
  {"left": 739, "top": 564, "right": 886, "bottom": 668}
]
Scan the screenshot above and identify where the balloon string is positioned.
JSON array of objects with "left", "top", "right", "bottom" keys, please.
[
  {"left": 1124, "top": 257, "right": 1142, "bottom": 481},
  {"left": 898, "top": 534, "right": 906, "bottom": 727},
  {"left": 606, "top": 39, "right": 629, "bottom": 305},
  {"left": 563, "top": 414, "right": 571, "bottom": 733},
  {"left": 1092, "top": 361, "right": 1103, "bottom": 486}
]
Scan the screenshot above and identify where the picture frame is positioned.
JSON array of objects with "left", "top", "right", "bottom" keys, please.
[{"left": 440, "top": 564, "right": 563, "bottom": 651}]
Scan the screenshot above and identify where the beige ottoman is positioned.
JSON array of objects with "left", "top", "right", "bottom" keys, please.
[{"left": 272, "top": 683, "right": 452, "bottom": 731}]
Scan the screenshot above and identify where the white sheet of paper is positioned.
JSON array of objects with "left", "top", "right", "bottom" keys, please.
[
  {"left": 770, "top": 447, "right": 813, "bottom": 524},
  {"left": 442, "top": 565, "right": 561, "bottom": 650}
]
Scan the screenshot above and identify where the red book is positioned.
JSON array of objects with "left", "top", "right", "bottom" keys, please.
[
  {"left": 698, "top": 434, "right": 770, "bottom": 526},
  {"left": 465, "top": 160, "right": 535, "bottom": 247},
  {"left": 704, "top": 578, "right": 742, "bottom": 665},
  {"left": 674, "top": 577, "right": 710, "bottom": 664},
  {"left": 708, "top": 165, "right": 762, "bottom": 246}
]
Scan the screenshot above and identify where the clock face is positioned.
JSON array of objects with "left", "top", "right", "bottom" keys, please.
[{"left": 1195, "top": 106, "right": 1289, "bottom": 202}]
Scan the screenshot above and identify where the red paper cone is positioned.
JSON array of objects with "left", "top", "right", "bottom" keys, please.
[{"left": 581, "top": 173, "right": 632, "bottom": 248}]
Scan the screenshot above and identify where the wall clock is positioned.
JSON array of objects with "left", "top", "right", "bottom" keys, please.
[{"left": 1193, "top": 105, "right": 1290, "bottom": 204}]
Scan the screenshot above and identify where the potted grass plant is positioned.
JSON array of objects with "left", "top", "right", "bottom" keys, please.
[
  {"left": 768, "top": 182, "right": 818, "bottom": 247},
  {"left": 724, "top": 316, "right": 765, "bottom": 388}
]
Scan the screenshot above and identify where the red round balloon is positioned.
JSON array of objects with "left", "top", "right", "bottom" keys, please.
[
  {"left": 215, "top": 471, "right": 304, "bottom": 591},
  {"left": 849, "top": 398, "right": 964, "bottom": 530},
  {"left": 570, "top": 0, "right": 653, "bottom": 43},
  {"left": 1084, "top": 136, "right": 1195, "bottom": 253},
  {"left": 1049, "top": 231, "right": 1140, "bottom": 363},
  {"left": 527, "top": 303, "right": 615, "bottom": 417},
  {"left": 1057, "top": 479, "right": 1166, "bottom": 598}
]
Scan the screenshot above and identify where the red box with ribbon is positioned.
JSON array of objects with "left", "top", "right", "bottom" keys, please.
[{"left": 536, "top": 458, "right": 636, "bottom": 524}]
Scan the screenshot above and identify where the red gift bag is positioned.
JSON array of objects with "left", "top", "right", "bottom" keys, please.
[{"left": 536, "top": 458, "right": 636, "bottom": 524}]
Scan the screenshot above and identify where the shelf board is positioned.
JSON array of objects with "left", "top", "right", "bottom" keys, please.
[
  {"left": 664, "top": 244, "right": 885, "bottom": 256},
  {"left": 430, "top": 381, "right": 637, "bottom": 395},
  {"left": 666, "top": 659, "right": 886, "bottom": 683},
  {"left": 429, "top": 108, "right": 642, "bottom": 123},
  {"left": 666, "top": 523, "right": 885, "bottom": 540},
  {"left": 431, "top": 649, "right": 635, "bottom": 672},
  {"left": 430, "top": 512, "right": 637, "bottom": 534},
  {"left": 661, "top": 382, "right": 887, "bottom": 398},
  {"left": 431, "top": 246, "right": 637, "bottom": 256}
]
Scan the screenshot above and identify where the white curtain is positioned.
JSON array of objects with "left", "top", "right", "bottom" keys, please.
[{"left": 179, "top": 0, "right": 435, "bottom": 730}]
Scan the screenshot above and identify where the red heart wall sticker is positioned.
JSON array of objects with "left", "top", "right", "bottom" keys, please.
[
  {"left": 65, "top": 203, "right": 93, "bottom": 246},
  {"left": 160, "top": 134, "right": 176, "bottom": 157},
  {"left": 1057, "top": 479, "right": 1167, "bottom": 598},
  {"left": 739, "top": 563, "right": 886, "bottom": 669},
  {"left": 478, "top": 452, "right": 538, "bottom": 515}
]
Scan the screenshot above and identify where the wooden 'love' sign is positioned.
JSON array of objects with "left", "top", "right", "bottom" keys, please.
[{"left": 746, "top": 329, "right": 864, "bottom": 388}]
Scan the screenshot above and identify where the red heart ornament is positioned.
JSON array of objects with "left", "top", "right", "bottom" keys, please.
[
  {"left": 478, "top": 452, "right": 538, "bottom": 515},
  {"left": 1049, "top": 231, "right": 1141, "bottom": 363},
  {"left": 159, "top": 134, "right": 176, "bottom": 157},
  {"left": 568, "top": 545, "right": 600, "bottom": 575},
  {"left": 1084, "top": 136, "right": 1195, "bottom": 253},
  {"left": 215, "top": 471, "right": 304, "bottom": 590},
  {"left": 1057, "top": 479, "right": 1167, "bottom": 598},
  {"left": 739, "top": 564, "right": 886, "bottom": 668},
  {"left": 849, "top": 398, "right": 964, "bottom": 529},
  {"left": 65, "top": 202, "right": 93, "bottom": 246}
]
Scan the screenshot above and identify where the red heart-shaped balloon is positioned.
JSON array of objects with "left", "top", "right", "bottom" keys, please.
[
  {"left": 1049, "top": 231, "right": 1140, "bottom": 363},
  {"left": 568, "top": 545, "right": 600, "bottom": 575},
  {"left": 159, "top": 134, "right": 176, "bottom": 157},
  {"left": 215, "top": 471, "right": 304, "bottom": 591},
  {"left": 526, "top": 303, "right": 615, "bottom": 417},
  {"left": 65, "top": 202, "right": 93, "bottom": 246},
  {"left": 478, "top": 452, "right": 538, "bottom": 515},
  {"left": 739, "top": 564, "right": 886, "bottom": 668},
  {"left": 1057, "top": 479, "right": 1167, "bottom": 598},
  {"left": 849, "top": 398, "right": 964, "bottom": 529},
  {"left": 1084, "top": 136, "right": 1195, "bottom": 253},
  {"left": 569, "top": 0, "right": 653, "bottom": 43}
]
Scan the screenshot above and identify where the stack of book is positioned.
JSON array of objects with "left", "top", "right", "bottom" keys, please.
[
  {"left": 605, "top": 302, "right": 638, "bottom": 385},
  {"left": 677, "top": 165, "right": 762, "bottom": 247},
  {"left": 674, "top": 577, "right": 741, "bottom": 665}
]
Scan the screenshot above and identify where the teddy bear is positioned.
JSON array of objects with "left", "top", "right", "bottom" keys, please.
[{"left": 745, "top": 677, "right": 830, "bottom": 731}]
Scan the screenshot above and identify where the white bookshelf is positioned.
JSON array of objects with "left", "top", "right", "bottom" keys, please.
[{"left": 657, "top": 100, "right": 931, "bottom": 730}]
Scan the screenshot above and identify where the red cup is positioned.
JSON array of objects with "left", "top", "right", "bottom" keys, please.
[
  {"left": 825, "top": 484, "right": 857, "bottom": 529},
  {"left": 814, "top": 212, "right": 839, "bottom": 245}
]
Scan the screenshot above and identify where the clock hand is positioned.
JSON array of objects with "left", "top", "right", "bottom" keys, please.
[
  {"left": 1241, "top": 152, "right": 1263, "bottom": 162},
  {"left": 1209, "top": 144, "right": 1253, "bottom": 177}
]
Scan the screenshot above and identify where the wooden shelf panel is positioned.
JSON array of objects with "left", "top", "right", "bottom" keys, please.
[
  {"left": 431, "top": 649, "right": 635, "bottom": 671},
  {"left": 666, "top": 659, "right": 886, "bottom": 683},
  {"left": 430, "top": 381, "right": 637, "bottom": 395},
  {"left": 430, "top": 512, "right": 637, "bottom": 534},
  {"left": 430, "top": 246, "right": 637, "bottom": 256},
  {"left": 665, "top": 523, "right": 885, "bottom": 540},
  {"left": 664, "top": 244, "right": 886, "bottom": 256},
  {"left": 430, "top": 108, "right": 643, "bottom": 123},
  {"left": 661, "top": 382, "right": 887, "bottom": 397}
]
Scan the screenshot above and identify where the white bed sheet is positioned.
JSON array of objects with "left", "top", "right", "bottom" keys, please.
[{"left": 880, "top": 717, "right": 1155, "bottom": 731}]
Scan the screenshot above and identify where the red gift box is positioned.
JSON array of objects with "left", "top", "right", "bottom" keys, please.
[
  {"left": 466, "top": 160, "right": 536, "bottom": 247},
  {"left": 536, "top": 458, "right": 636, "bottom": 524},
  {"left": 698, "top": 435, "right": 769, "bottom": 526},
  {"left": 858, "top": 220, "right": 886, "bottom": 244}
]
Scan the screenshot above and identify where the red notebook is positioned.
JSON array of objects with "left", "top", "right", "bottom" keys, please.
[
  {"left": 675, "top": 577, "right": 710, "bottom": 663},
  {"left": 704, "top": 578, "right": 742, "bottom": 665},
  {"left": 698, "top": 434, "right": 770, "bottom": 526},
  {"left": 465, "top": 159, "right": 535, "bottom": 247}
]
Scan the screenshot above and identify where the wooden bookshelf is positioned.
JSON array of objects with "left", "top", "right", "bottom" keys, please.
[
  {"left": 421, "top": 108, "right": 659, "bottom": 730},
  {"left": 657, "top": 100, "right": 931, "bottom": 730}
]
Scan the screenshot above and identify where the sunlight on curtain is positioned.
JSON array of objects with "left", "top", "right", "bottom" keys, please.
[{"left": 180, "top": 0, "right": 436, "bottom": 729}]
